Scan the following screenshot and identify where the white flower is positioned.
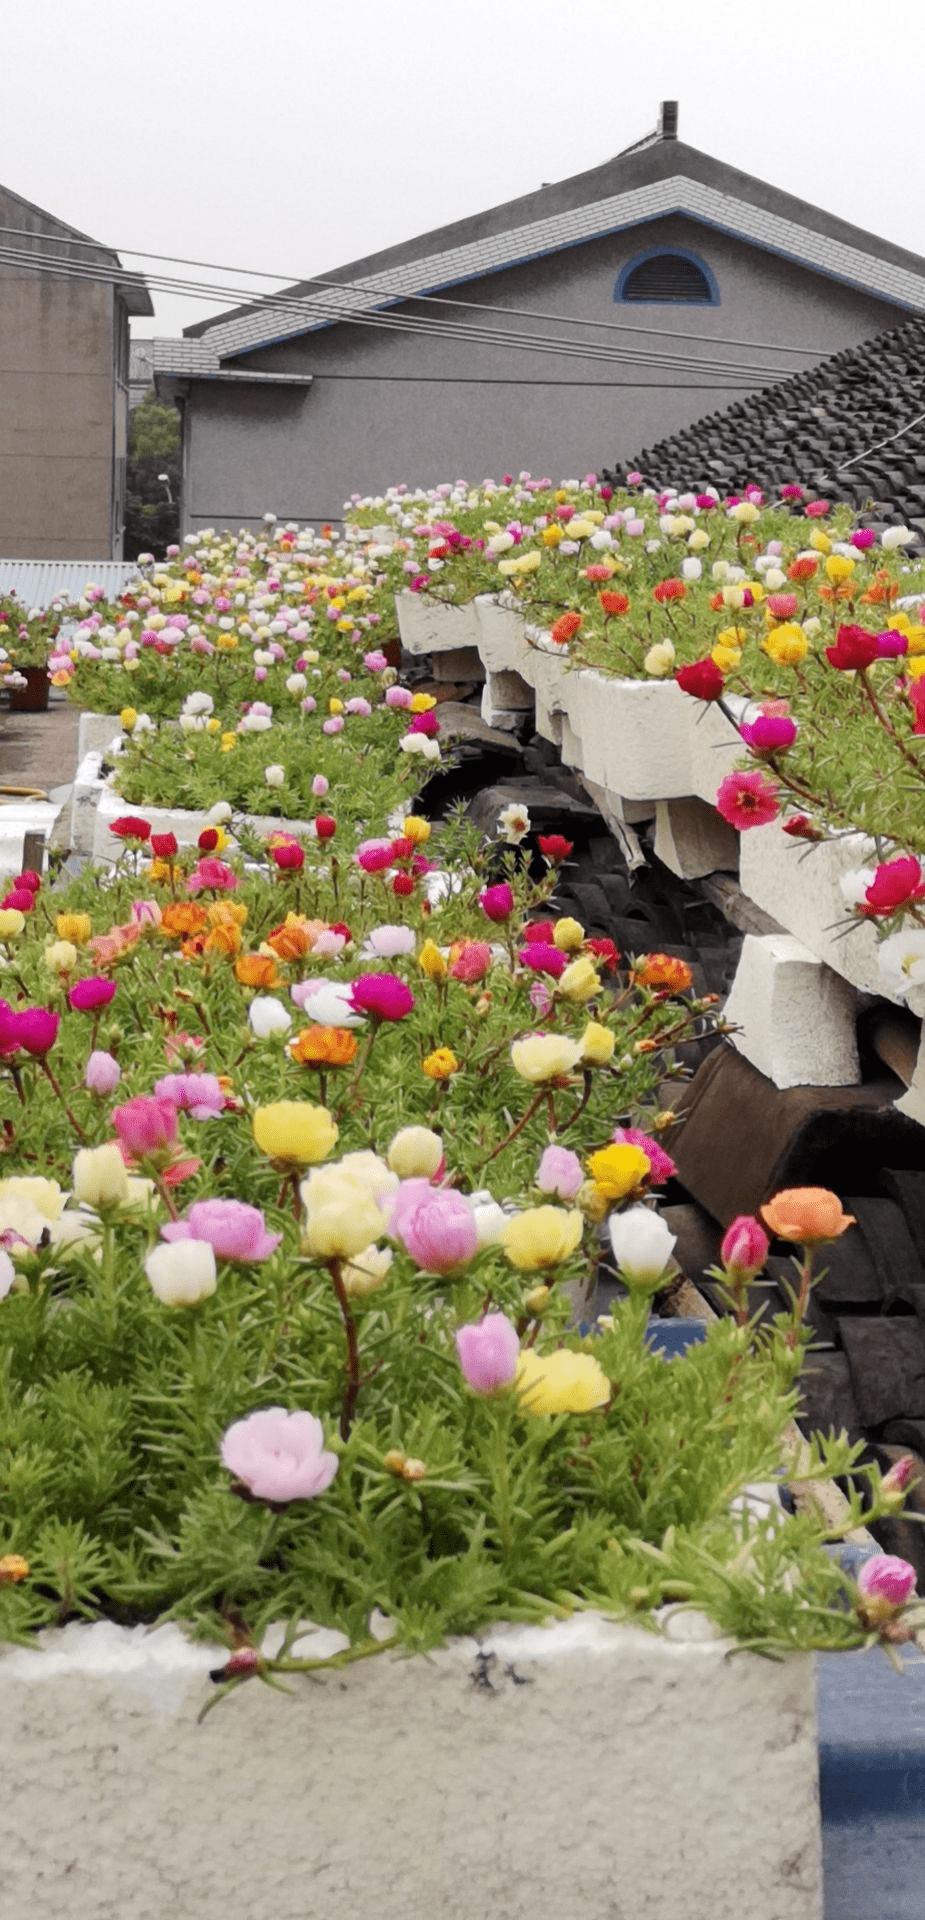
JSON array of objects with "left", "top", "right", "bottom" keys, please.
[
  {"left": 248, "top": 995, "right": 293, "bottom": 1039},
  {"left": 71, "top": 1143, "right": 130, "bottom": 1210},
  {"left": 181, "top": 691, "right": 214, "bottom": 717},
  {"left": 877, "top": 930, "right": 925, "bottom": 999},
  {"left": 882, "top": 527, "right": 914, "bottom": 549},
  {"left": 291, "top": 980, "right": 364, "bottom": 1026},
  {"left": 145, "top": 1240, "right": 217, "bottom": 1307},
  {"left": 839, "top": 868, "right": 875, "bottom": 907},
  {"left": 681, "top": 557, "right": 702, "bottom": 581},
  {"left": 497, "top": 802, "right": 531, "bottom": 844},
  {"left": 207, "top": 802, "right": 233, "bottom": 824},
  {"left": 238, "top": 712, "right": 273, "bottom": 733},
  {"left": 644, "top": 641, "right": 675, "bottom": 677},
  {"left": 264, "top": 764, "right": 286, "bottom": 789},
  {"left": 608, "top": 1207, "right": 677, "bottom": 1289},
  {"left": 0, "top": 1250, "right": 14, "bottom": 1300},
  {"left": 286, "top": 674, "right": 307, "bottom": 696}
]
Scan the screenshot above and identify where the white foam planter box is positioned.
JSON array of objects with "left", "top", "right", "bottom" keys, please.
[
  {"left": 394, "top": 590, "right": 481, "bottom": 656},
  {"left": 0, "top": 1612, "right": 821, "bottom": 1920},
  {"left": 92, "top": 782, "right": 314, "bottom": 863},
  {"left": 76, "top": 710, "right": 122, "bottom": 764},
  {"left": 0, "top": 798, "right": 66, "bottom": 876}
]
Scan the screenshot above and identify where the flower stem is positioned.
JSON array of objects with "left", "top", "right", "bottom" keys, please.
[{"left": 329, "top": 1257, "right": 362, "bottom": 1440}]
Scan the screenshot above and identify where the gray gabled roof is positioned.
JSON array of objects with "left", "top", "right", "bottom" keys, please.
[
  {"left": 163, "top": 131, "right": 925, "bottom": 377},
  {"left": 152, "top": 338, "right": 312, "bottom": 385}
]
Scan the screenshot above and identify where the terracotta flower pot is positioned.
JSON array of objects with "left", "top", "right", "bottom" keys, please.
[{"left": 7, "top": 667, "right": 50, "bottom": 713}]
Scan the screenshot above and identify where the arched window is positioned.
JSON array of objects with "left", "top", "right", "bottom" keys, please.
[{"left": 614, "top": 248, "right": 719, "bottom": 305}]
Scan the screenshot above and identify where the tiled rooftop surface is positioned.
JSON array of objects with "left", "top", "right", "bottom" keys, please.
[{"left": 620, "top": 312, "right": 925, "bottom": 530}]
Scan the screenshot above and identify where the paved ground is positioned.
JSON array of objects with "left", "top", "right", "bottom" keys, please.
[{"left": 0, "top": 693, "right": 80, "bottom": 800}]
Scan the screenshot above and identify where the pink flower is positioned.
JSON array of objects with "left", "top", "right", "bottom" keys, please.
[
  {"left": 385, "top": 686, "right": 412, "bottom": 709},
  {"left": 518, "top": 942, "right": 568, "bottom": 979},
  {"left": 715, "top": 770, "right": 780, "bottom": 830},
  {"left": 720, "top": 1215, "right": 770, "bottom": 1275},
  {"left": 479, "top": 882, "right": 514, "bottom": 922},
  {"left": 362, "top": 924, "right": 417, "bottom": 959},
  {"left": 311, "top": 774, "right": 330, "bottom": 797},
  {"left": 323, "top": 717, "right": 344, "bottom": 735},
  {"left": 877, "top": 630, "right": 908, "bottom": 658},
  {"left": 611, "top": 1127, "right": 676, "bottom": 1184},
  {"left": 364, "top": 650, "right": 388, "bottom": 671},
  {"left": 0, "top": 1003, "right": 59, "bottom": 1057},
  {"left": 805, "top": 499, "right": 830, "bottom": 518},
  {"left": 455, "top": 1313, "right": 520, "bottom": 1394},
  {"left": 856, "top": 1554, "right": 917, "bottom": 1623},
  {"left": 113, "top": 1094, "right": 179, "bottom": 1162},
  {"left": 391, "top": 1180, "right": 479, "bottom": 1273},
  {"left": 162, "top": 1199, "right": 281, "bottom": 1263},
  {"left": 220, "top": 1407, "right": 339, "bottom": 1502},
  {"left": 130, "top": 899, "right": 162, "bottom": 928},
  {"left": 356, "top": 841, "right": 394, "bottom": 874},
  {"left": 186, "top": 859, "right": 239, "bottom": 894},
  {"left": 154, "top": 1072, "right": 226, "bottom": 1120},
  {"left": 863, "top": 856, "right": 925, "bottom": 917},
  {"left": 740, "top": 714, "right": 797, "bottom": 755},
  {"left": 68, "top": 977, "right": 117, "bottom": 1013},
  {"left": 350, "top": 973, "right": 415, "bottom": 1020},
  {"left": 406, "top": 711, "right": 440, "bottom": 737},
  {"left": 765, "top": 593, "right": 799, "bottom": 620},
  {"left": 449, "top": 941, "right": 492, "bottom": 984},
  {"left": 536, "top": 1145, "right": 584, "bottom": 1199},
  {"left": 529, "top": 980, "right": 553, "bottom": 1017},
  {"left": 84, "top": 1050, "right": 121, "bottom": 1096},
  {"left": 344, "top": 697, "right": 372, "bottom": 717}
]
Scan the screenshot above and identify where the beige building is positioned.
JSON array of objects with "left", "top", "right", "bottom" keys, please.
[
  {"left": 0, "top": 183, "right": 152, "bottom": 559},
  {"left": 155, "top": 105, "right": 925, "bottom": 533}
]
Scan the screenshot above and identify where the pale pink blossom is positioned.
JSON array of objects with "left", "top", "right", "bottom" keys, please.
[{"left": 220, "top": 1407, "right": 339, "bottom": 1502}]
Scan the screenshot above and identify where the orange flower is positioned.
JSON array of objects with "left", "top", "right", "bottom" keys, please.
[
  {"left": 422, "top": 1047, "right": 460, "bottom": 1081},
  {"left": 289, "top": 1026, "right": 358, "bottom": 1068},
  {"left": 160, "top": 903, "right": 208, "bottom": 939},
  {"left": 599, "top": 591, "right": 630, "bottom": 616},
  {"left": 550, "top": 612, "right": 583, "bottom": 645},
  {"left": 787, "top": 557, "right": 818, "bottom": 582},
  {"left": 235, "top": 952, "right": 282, "bottom": 989},
  {"left": 760, "top": 1188, "right": 855, "bottom": 1245},
  {"left": 634, "top": 953, "right": 693, "bottom": 992},
  {"left": 208, "top": 901, "right": 248, "bottom": 930},
  {"left": 205, "top": 920, "right": 243, "bottom": 956},
  {"left": 0, "top": 1554, "right": 29, "bottom": 1585},
  {"left": 180, "top": 933, "right": 208, "bottom": 959},
  {"left": 265, "top": 914, "right": 327, "bottom": 962},
  {"left": 861, "top": 572, "right": 900, "bottom": 606}
]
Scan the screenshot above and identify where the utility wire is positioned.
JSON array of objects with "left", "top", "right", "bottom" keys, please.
[
  {"left": 835, "top": 409, "right": 925, "bottom": 472},
  {"left": 0, "top": 240, "right": 808, "bottom": 381},
  {"left": 0, "top": 221, "right": 830, "bottom": 361}
]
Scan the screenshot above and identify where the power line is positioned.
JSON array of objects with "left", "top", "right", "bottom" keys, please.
[
  {"left": 0, "top": 220, "right": 830, "bottom": 361},
  {"left": 0, "top": 240, "right": 805, "bottom": 382},
  {"left": 836, "top": 408, "right": 925, "bottom": 472}
]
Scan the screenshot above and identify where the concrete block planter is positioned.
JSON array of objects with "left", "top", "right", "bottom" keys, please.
[
  {"left": 92, "top": 780, "right": 315, "bottom": 863},
  {"left": 723, "top": 932, "right": 861, "bottom": 1089},
  {"left": 395, "top": 590, "right": 481, "bottom": 657},
  {"left": 0, "top": 1612, "right": 822, "bottom": 1920}
]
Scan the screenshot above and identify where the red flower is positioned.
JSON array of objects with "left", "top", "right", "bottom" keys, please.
[
  {"left": 715, "top": 770, "right": 781, "bottom": 830},
  {"left": 586, "top": 936, "right": 621, "bottom": 971},
  {"left": 150, "top": 832, "right": 178, "bottom": 859},
  {"left": 537, "top": 835, "right": 574, "bottom": 863},
  {"left": 550, "top": 612, "right": 583, "bottom": 646},
  {"left": 15, "top": 871, "right": 41, "bottom": 893},
  {"left": 782, "top": 815, "right": 824, "bottom": 841},
  {"left": 109, "top": 815, "right": 151, "bottom": 842},
  {"left": 521, "top": 919, "right": 556, "bottom": 945},
  {"left": 780, "top": 484, "right": 805, "bottom": 501},
  {"left": 675, "top": 659, "right": 725, "bottom": 702},
  {"left": 392, "top": 873, "right": 415, "bottom": 897},
  {"left": 198, "top": 827, "right": 221, "bottom": 853},
  {"left": 598, "top": 591, "right": 630, "bottom": 617},
  {"left": 909, "top": 680, "right": 925, "bottom": 736},
  {"left": 314, "top": 816, "right": 337, "bottom": 841},
  {"left": 863, "top": 857, "right": 925, "bottom": 916},
  {"left": 270, "top": 841, "right": 305, "bottom": 871},
  {"left": 653, "top": 578, "right": 686, "bottom": 603},
  {"left": 825, "top": 625, "right": 879, "bottom": 671},
  {"left": 1, "top": 888, "right": 36, "bottom": 913},
  {"left": 787, "top": 557, "right": 817, "bottom": 581}
]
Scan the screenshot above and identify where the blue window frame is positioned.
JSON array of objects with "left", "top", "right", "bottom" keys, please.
[{"left": 615, "top": 248, "right": 719, "bottom": 305}]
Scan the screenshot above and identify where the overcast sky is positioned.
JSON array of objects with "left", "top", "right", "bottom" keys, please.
[{"left": 4, "top": 0, "right": 925, "bottom": 339}]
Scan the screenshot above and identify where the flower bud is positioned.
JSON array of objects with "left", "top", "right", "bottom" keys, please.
[
  {"left": 855, "top": 1553, "right": 917, "bottom": 1627},
  {"left": 720, "top": 1215, "right": 769, "bottom": 1277}
]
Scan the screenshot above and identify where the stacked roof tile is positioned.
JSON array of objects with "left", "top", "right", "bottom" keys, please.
[{"left": 617, "top": 314, "right": 925, "bottom": 531}]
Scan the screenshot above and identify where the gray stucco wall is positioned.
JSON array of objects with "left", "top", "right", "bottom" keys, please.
[
  {"left": 182, "top": 216, "right": 905, "bottom": 530},
  {"left": 0, "top": 189, "right": 123, "bottom": 559}
]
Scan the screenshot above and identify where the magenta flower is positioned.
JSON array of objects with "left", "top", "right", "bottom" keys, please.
[
  {"left": 856, "top": 1554, "right": 917, "bottom": 1625},
  {"left": 877, "top": 630, "right": 908, "bottom": 658},
  {"left": 68, "top": 977, "right": 118, "bottom": 1013},
  {"left": 715, "top": 771, "right": 781, "bottom": 831},
  {"left": 536, "top": 1145, "right": 584, "bottom": 1199},
  {"left": 739, "top": 714, "right": 798, "bottom": 756},
  {"left": 85, "top": 1050, "right": 121, "bottom": 1096},
  {"left": 356, "top": 841, "right": 394, "bottom": 874},
  {"left": 863, "top": 856, "right": 925, "bottom": 917},
  {"left": 350, "top": 973, "right": 415, "bottom": 1020},
  {"left": 455, "top": 1313, "right": 520, "bottom": 1394},
  {"left": 390, "top": 1179, "right": 479, "bottom": 1273},
  {"left": 518, "top": 942, "right": 568, "bottom": 979},
  {"left": 154, "top": 1071, "right": 226, "bottom": 1120},
  {"left": 0, "top": 1003, "right": 60, "bottom": 1057},
  {"left": 112, "top": 1094, "right": 179, "bottom": 1161},
  {"left": 479, "top": 882, "right": 515, "bottom": 922},
  {"left": 220, "top": 1407, "right": 339, "bottom": 1503},
  {"left": 162, "top": 1199, "right": 281, "bottom": 1263},
  {"left": 720, "top": 1215, "right": 770, "bottom": 1276},
  {"left": 611, "top": 1127, "right": 676, "bottom": 1185}
]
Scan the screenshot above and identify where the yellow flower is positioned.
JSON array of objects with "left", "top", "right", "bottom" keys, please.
[
  {"left": 216, "top": 635, "right": 238, "bottom": 652},
  {"left": 498, "top": 550, "right": 541, "bottom": 577},
  {"left": 558, "top": 956, "right": 601, "bottom": 1003},
  {"left": 422, "top": 1047, "right": 460, "bottom": 1081},
  {"left": 825, "top": 555, "right": 855, "bottom": 583},
  {"left": 0, "top": 909, "right": 25, "bottom": 940},
  {"left": 418, "top": 938, "right": 448, "bottom": 982},
  {"left": 541, "top": 524, "right": 564, "bottom": 546},
  {"left": 221, "top": 731, "right": 238, "bottom": 751},
  {"left": 0, "top": 1176, "right": 66, "bottom": 1223},
  {"left": 553, "top": 916, "right": 585, "bottom": 953},
  {"left": 716, "top": 625, "right": 748, "bottom": 650},
  {"left": 762, "top": 623, "right": 808, "bottom": 666},
  {"left": 164, "top": 583, "right": 186, "bottom": 603},
  {"left": 729, "top": 501, "right": 760, "bottom": 524},
  {"left": 43, "top": 939, "right": 77, "bottom": 974},
  {"left": 328, "top": 697, "right": 344, "bottom": 715},
  {"left": 586, "top": 1143, "right": 651, "bottom": 1201},
  {"left": 387, "top": 1126, "right": 444, "bottom": 1178},
  {"left": 402, "top": 815, "right": 432, "bottom": 844},
  {"left": 0, "top": 1554, "right": 29, "bottom": 1586},
  {"left": 341, "top": 1244, "right": 394, "bottom": 1298},
  {"left": 120, "top": 707, "right": 138, "bottom": 732},
  {"left": 515, "top": 1348, "right": 610, "bottom": 1415},
  {"left": 56, "top": 912, "right": 92, "bottom": 945},
  {"left": 809, "top": 529, "right": 832, "bottom": 554},
  {"left": 253, "top": 1101, "right": 338, "bottom": 1166},
  {"left": 524, "top": 1284, "right": 551, "bottom": 1314},
  {"left": 711, "top": 644, "right": 741, "bottom": 672},
  {"left": 906, "top": 630, "right": 925, "bottom": 658},
  {"left": 510, "top": 1034, "right": 582, "bottom": 1083},
  {"left": 409, "top": 692, "right": 437, "bottom": 714},
  {"left": 580, "top": 1021, "right": 615, "bottom": 1066},
  {"left": 567, "top": 517, "right": 596, "bottom": 539},
  {"left": 206, "top": 717, "right": 221, "bottom": 734},
  {"left": 906, "top": 657, "right": 925, "bottom": 681},
  {"left": 501, "top": 1207, "right": 583, "bottom": 1271},
  {"left": 644, "top": 641, "right": 675, "bottom": 677}
]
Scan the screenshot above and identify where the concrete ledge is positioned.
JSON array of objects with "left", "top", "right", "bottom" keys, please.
[
  {"left": 0, "top": 1612, "right": 821, "bottom": 1920},
  {"left": 395, "top": 591, "right": 481, "bottom": 655},
  {"left": 723, "top": 932, "right": 860, "bottom": 1088}
]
